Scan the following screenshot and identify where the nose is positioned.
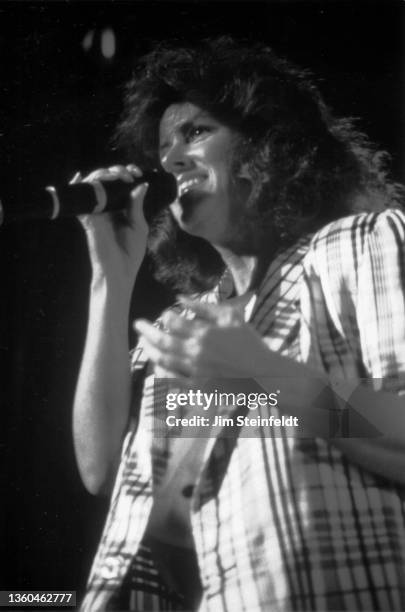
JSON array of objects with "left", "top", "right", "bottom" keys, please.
[{"left": 160, "top": 140, "right": 194, "bottom": 175}]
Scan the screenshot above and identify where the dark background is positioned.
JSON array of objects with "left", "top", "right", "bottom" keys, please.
[{"left": 0, "top": 0, "right": 403, "bottom": 604}]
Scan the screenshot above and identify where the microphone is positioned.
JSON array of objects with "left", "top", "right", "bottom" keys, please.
[{"left": 0, "top": 170, "right": 177, "bottom": 226}]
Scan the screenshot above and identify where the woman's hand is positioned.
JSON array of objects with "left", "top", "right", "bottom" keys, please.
[
  {"left": 73, "top": 164, "right": 149, "bottom": 294},
  {"left": 134, "top": 298, "right": 266, "bottom": 382}
]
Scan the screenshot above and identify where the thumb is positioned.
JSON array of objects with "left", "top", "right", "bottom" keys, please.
[
  {"left": 176, "top": 297, "right": 222, "bottom": 323},
  {"left": 177, "top": 296, "right": 244, "bottom": 326},
  {"left": 128, "top": 182, "right": 149, "bottom": 229}
]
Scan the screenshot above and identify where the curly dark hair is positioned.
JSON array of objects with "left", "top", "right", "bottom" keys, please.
[{"left": 114, "top": 36, "right": 403, "bottom": 294}]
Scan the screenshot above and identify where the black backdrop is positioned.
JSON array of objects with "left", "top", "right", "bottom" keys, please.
[{"left": 0, "top": 0, "right": 403, "bottom": 604}]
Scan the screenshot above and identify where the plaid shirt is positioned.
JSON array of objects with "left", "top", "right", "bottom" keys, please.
[{"left": 82, "top": 208, "right": 405, "bottom": 611}]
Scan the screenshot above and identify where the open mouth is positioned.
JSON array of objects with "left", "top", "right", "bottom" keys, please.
[{"left": 178, "top": 175, "right": 207, "bottom": 198}]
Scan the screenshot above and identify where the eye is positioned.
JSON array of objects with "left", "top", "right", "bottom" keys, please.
[{"left": 186, "top": 124, "right": 211, "bottom": 142}]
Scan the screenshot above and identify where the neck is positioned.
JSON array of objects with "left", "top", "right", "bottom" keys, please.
[{"left": 214, "top": 247, "right": 259, "bottom": 296}]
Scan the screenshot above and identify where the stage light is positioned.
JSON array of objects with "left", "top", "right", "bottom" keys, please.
[
  {"left": 82, "top": 29, "right": 94, "bottom": 52},
  {"left": 101, "top": 28, "right": 116, "bottom": 60}
]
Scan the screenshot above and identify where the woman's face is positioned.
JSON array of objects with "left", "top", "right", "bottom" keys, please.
[{"left": 159, "top": 102, "right": 252, "bottom": 249}]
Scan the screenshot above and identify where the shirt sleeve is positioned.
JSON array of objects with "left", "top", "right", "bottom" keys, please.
[
  {"left": 357, "top": 209, "right": 405, "bottom": 384},
  {"left": 302, "top": 208, "right": 405, "bottom": 394}
]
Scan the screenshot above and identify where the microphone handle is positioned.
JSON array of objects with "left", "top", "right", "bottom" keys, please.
[{"left": 0, "top": 171, "right": 177, "bottom": 226}]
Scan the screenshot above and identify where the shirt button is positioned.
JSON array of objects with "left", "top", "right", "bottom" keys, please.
[{"left": 182, "top": 484, "right": 195, "bottom": 498}]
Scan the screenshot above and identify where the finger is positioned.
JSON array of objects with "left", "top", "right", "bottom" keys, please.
[
  {"left": 69, "top": 171, "right": 82, "bottom": 185},
  {"left": 83, "top": 168, "right": 115, "bottom": 183},
  {"left": 176, "top": 297, "right": 222, "bottom": 323},
  {"left": 135, "top": 319, "right": 188, "bottom": 357},
  {"left": 161, "top": 310, "right": 207, "bottom": 338},
  {"left": 141, "top": 337, "right": 193, "bottom": 378},
  {"left": 109, "top": 182, "right": 149, "bottom": 230},
  {"left": 83, "top": 166, "right": 133, "bottom": 184},
  {"left": 178, "top": 297, "right": 244, "bottom": 326},
  {"left": 126, "top": 164, "right": 143, "bottom": 178},
  {"left": 108, "top": 165, "right": 137, "bottom": 183}
]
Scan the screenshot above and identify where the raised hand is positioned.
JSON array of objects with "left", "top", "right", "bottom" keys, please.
[
  {"left": 72, "top": 164, "right": 149, "bottom": 294},
  {"left": 134, "top": 298, "right": 266, "bottom": 382}
]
